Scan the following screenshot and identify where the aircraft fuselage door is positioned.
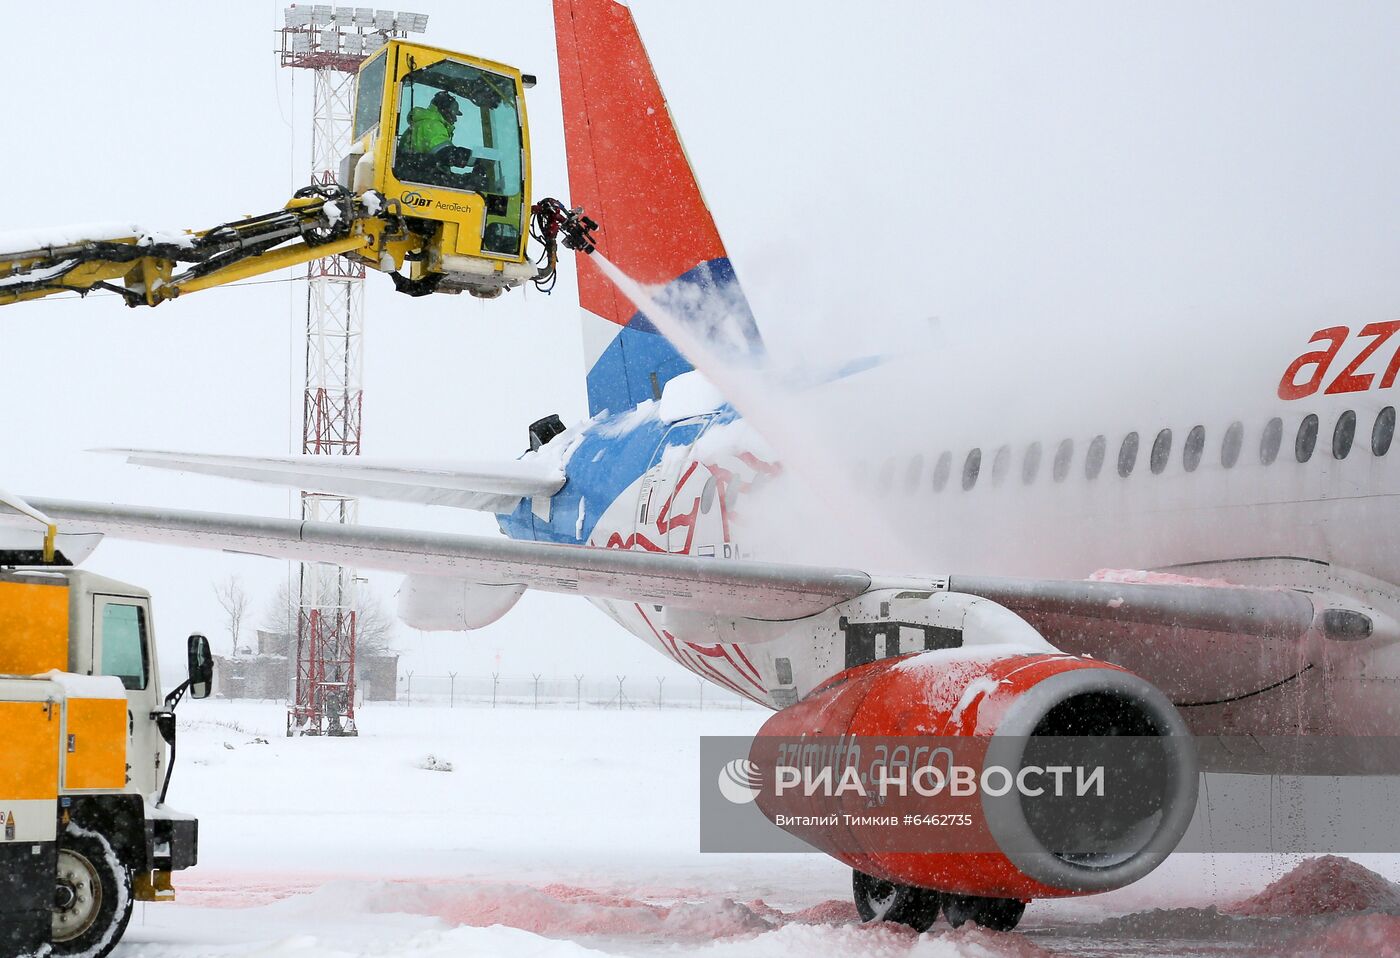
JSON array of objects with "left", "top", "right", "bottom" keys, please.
[{"left": 634, "top": 416, "right": 712, "bottom": 555}]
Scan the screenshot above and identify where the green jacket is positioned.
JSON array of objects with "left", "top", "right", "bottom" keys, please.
[{"left": 399, "top": 105, "right": 453, "bottom": 155}]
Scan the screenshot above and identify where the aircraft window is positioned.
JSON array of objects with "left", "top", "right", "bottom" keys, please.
[
  {"left": 1221, "top": 421, "right": 1244, "bottom": 469},
  {"left": 1052, "top": 439, "right": 1073, "bottom": 482},
  {"left": 701, "top": 475, "right": 718, "bottom": 513},
  {"left": 1333, "top": 410, "right": 1356, "bottom": 459},
  {"left": 877, "top": 458, "right": 895, "bottom": 493},
  {"left": 1374, "top": 407, "right": 1396, "bottom": 456},
  {"left": 1183, "top": 425, "right": 1205, "bottom": 472},
  {"left": 962, "top": 449, "right": 982, "bottom": 490},
  {"left": 1260, "top": 417, "right": 1283, "bottom": 466},
  {"left": 1296, "top": 414, "right": 1319, "bottom": 462},
  {"left": 1117, "top": 432, "right": 1140, "bottom": 478},
  {"left": 904, "top": 454, "right": 924, "bottom": 494},
  {"left": 1085, "top": 436, "right": 1106, "bottom": 479},
  {"left": 931, "top": 451, "right": 951, "bottom": 492},
  {"left": 1023, "top": 442, "right": 1042, "bottom": 484},
  {"left": 991, "top": 445, "right": 1011, "bottom": 484},
  {"left": 1150, "top": 429, "right": 1172, "bottom": 475}
]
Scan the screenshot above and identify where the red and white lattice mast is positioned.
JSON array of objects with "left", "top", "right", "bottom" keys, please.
[{"left": 277, "top": 5, "right": 427, "bottom": 736}]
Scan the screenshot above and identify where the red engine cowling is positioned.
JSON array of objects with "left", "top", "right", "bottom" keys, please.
[{"left": 752, "top": 648, "right": 1197, "bottom": 901}]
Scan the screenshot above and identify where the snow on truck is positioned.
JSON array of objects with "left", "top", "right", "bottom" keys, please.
[{"left": 0, "top": 499, "right": 212, "bottom": 958}]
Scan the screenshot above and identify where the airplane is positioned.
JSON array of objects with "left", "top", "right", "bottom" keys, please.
[{"left": 8, "top": 0, "right": 1400, "bottom": 934}]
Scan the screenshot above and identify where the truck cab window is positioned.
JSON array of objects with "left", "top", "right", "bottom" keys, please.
[
  {"left": 100, "top": 602, "right": 148, "bottom": 691},
  {"left": 394, "top": 60, "right": 525, "bottom": 255},
  {"left": 353, "top": 52, "right": 388, "bottom": 139}
]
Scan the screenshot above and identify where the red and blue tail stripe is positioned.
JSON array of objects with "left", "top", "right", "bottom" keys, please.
[{"left": 554, "top": 0, "right": 760, "bottom": 416}]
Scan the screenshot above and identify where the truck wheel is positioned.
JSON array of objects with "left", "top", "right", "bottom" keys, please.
[{"left": 50, "top": 825, "right": 133, "bottom": 958}]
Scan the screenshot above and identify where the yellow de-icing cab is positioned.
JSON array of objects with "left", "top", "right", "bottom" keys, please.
[
  {"left": 342, "top": 40, "right": 538, "bottom": 295},
  {"left": 0, "top": 567, "right": 213, "bottom": 957},
  {"left": 0, "top": 39, "right": 596, "bottom": 309}
]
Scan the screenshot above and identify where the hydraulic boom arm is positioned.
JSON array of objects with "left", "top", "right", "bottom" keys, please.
[
  {"left": 0, "top": 185, "right": 598, "bottom": 308},
  {"left": 0, "top": 185, "right": 395, "bottom": 308}
]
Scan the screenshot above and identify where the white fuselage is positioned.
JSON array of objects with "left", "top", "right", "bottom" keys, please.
[{"left": 577, "top": 313, "right": 1400, "bottom": 755}]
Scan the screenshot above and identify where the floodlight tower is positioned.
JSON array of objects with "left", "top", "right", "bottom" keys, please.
[{"left": 277, "top": 5, "right": 428, "bottom": 736}]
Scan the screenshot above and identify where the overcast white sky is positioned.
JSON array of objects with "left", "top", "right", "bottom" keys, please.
[{"left": 3, "top": 2, "right": 1398, "bottom": 685}]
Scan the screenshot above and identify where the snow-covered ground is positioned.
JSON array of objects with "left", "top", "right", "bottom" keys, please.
[{"left": 115, "top": 700, "right": 1400, "bottom": 957}]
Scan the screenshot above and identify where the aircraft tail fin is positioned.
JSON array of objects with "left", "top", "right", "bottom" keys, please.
[{"left": 553, "top": 0, "right": 760, "bottom": 416}]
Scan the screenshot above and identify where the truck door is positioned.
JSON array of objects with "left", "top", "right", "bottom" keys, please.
[{"left": 91, "top": 595, "right": 160, "bottom": 795}]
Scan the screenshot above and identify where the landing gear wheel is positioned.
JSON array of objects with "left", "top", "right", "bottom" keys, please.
[
  {"left": 941, "top": 894, "right": 1025, "bottom": 932},
  {"left": 852, "top": 869, "right": 943, "bottom": 932},
  {"left": 51, "top": 826, "right": 132, "bottom": 958}
]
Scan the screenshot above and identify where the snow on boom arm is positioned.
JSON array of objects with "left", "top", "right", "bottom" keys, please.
[{"left": 0, "top": 38, "right": 597, "bottom": 308}]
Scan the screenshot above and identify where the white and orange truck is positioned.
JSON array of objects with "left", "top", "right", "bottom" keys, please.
[{"left": 0, "top": 558, "right": 210, "bottom": 957}]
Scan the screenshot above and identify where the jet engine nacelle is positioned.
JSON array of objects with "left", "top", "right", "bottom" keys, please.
[
  {"left": 752, "top": 647, "right": 1197, "bottom": 901},
  {"left": 396, "top": 575, "right": 526, "bottom": 631}
]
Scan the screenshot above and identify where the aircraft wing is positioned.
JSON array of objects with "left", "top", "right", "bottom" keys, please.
[
  {"left": 0, "top": 498, "right": 1345, "bottom": 649},
  {"left": 9, "top": 498, "right": 872, "bottom": 620},
  {"left": 943, "top": 573, "right": 1394, "bottom": 706},
  {"left": 100, "top": 448, "right": 563, "bottom": 513}
]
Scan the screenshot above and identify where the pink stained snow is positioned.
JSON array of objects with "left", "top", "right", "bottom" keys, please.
[
  {"left": 1227, "top": 854, "right": 1400, "bottom": 917},
  {"left": 114, "top": 699, "right": 1400, "bottom": 957}
]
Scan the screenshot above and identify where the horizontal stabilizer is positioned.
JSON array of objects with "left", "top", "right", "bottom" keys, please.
[{"left": 102, "top": 448, "right": 565, "bottom": 513}]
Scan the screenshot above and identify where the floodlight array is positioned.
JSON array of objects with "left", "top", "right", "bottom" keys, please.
[
  {"left": 281, "top": 4, "right": 428, "bottom": 68},
  {"left": 283, "top": 6, "right": 428, "bottom": 37}
]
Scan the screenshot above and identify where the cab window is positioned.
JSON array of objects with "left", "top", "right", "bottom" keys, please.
[
  {"left": 100, "top": 602, "right": 148, "bottom": 691},
  {"left": 353, "top": 52, "right": 388, "bottom": 139},
  {"left": 393, "top": 60, "right": 522, "bottom": 201}
]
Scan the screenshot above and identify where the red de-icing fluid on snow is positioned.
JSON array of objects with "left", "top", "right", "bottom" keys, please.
[
  {"left": 1286, "top": 914, "right": 1400, "bottom": 954},
  {"left": 1228, "top": 855, "right": 1400, "bottom": 916}
]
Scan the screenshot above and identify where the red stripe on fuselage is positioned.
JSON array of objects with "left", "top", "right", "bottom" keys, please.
[{"left": 636, "top": 603, "right": 757, "bottom": 700}]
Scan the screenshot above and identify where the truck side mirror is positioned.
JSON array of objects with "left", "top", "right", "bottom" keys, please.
[{"left": 187, "top": 633, "right": 213, "bottom": 700}]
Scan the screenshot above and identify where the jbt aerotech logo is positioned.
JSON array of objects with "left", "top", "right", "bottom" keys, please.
[
  {"left": 717, "top": 758, "right": 764, "bottom": 804},
  {"left": 400, "top": 190, "right": 431, "bottom": 208}
]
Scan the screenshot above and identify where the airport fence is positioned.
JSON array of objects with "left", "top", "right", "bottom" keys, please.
[{"left": 394, "top": 672, "right": 758, "bottom": 710}]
